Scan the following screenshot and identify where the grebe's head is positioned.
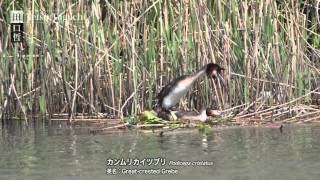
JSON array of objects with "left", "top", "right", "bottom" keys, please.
[
  {"left": 206, "top": 63, "right": 225, "bottom": 83},
  {"left": 206, "top": 109, "right": 222, "bottom": 116},
  {"left": 206, "top": 63, "right": 224, "bottom": 77}
]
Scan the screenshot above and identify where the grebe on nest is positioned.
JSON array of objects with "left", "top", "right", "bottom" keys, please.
[
  {"left": 156, "top": 63, "right": 224, "bottom": 113},
  {"left": 175, "top": 108, "right": 222, "bottom": 122},
  {"left": 156, "top": 108, "right": 221, "bottom": 122}
]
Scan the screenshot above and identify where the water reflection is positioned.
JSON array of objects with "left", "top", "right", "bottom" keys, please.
[{"left": 1, "top": 120, "right": 320, "bottom": 180}]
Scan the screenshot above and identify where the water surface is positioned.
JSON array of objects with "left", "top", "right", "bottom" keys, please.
[{"left": 1, "top": 121, "right": 320, "bottom": 180}]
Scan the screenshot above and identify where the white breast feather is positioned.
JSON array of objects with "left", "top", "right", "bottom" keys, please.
[{"left": 162, "top": 84, "right": 189, "bottom": 109}]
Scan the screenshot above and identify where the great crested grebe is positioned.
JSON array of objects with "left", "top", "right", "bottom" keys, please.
[
  {"left": 175, "top": 108, "right": 221, "bottom": 122},
  {"left": 157, "top": 63, "right": 224, "bottom": 111},
  {"left": 155, "top": 108, "right": 221, "bottom": 121}
]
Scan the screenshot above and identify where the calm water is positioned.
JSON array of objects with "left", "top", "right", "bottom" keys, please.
[{"left": 1, "top": 121, "right": 320, "bottom": 180}]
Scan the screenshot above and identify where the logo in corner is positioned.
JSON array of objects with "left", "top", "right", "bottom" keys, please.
[{"left": 10, "top": 10, "right": 24, "bottom": 43}]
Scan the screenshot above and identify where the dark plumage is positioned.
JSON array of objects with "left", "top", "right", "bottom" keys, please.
[
  {"left": 157, "top": 75, "right": 188, "bottom": 109},
  {"left": 157, "top": 63, "right": 224, "bottom": 111}
]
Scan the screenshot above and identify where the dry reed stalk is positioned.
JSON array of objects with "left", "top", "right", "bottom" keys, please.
[
  {"left": 101, "top": 122, "right": 130, "bottom": 131},
  {"left": 51, "top": 118, "right": 121, "bottom": 122},
  {"left": 236, "top": 87, "right": 319, "bottom": 119},
  {"left": 282, "top": 109, "right": 320, "bottom": 123},
  {"left": 136, "top": 124, "right": 166, "bottom": 128},
  {"left": 237, "top": 96, "right": 264, "bottom": 116},
  {"left": 69, "top": 45, "right": 79, "bottom": 121},
  {"left": 231, "top": 72, "right": 296, "bottom": 88},
  {"left": 300, "top": 116, "right": 320, "bottom": 123}
]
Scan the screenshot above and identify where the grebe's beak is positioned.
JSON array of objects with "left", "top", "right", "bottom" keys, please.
[{"left": 217, "top": 73, "right": 225, "bottom": 87}]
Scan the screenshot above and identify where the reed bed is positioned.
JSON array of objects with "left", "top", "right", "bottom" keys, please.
[{"left": 0, "top": 0, "right": 319, "bottom": 122}]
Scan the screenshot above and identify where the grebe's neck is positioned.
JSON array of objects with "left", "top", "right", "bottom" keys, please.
[
  {"left": 201, "top": 109, "right": 207, "bottom": 117},
  {"left": 190, "top": 66, "right": 207, "bottom": 81},
  {"left": 199, "top": 109, "right": 208, "bottom": 122}
]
